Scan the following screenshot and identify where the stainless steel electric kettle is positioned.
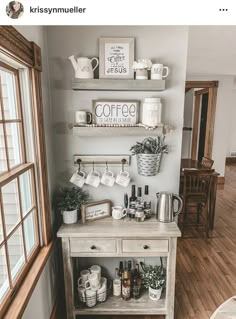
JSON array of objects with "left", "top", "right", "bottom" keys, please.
[{"left": 156, "top": 192, "right": 183, "bottom": 223}]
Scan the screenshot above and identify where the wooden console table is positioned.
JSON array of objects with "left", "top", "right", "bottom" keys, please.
[{"left": 57, "top": 218, "right": 181, "bottom": 319}]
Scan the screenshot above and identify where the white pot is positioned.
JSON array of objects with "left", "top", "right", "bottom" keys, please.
[
  {"left": 149, "top": 287, "right": 162, "bottom": 301},
  {"left": 62, "top": 209, "right": 78, "bottom": 224}
]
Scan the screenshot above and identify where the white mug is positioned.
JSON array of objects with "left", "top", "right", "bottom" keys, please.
[
  {"left": 78, "top": 269, "right": 90, "bottom": 288},
  {"left": 97, "top": 277, "right": 107, "bottom": 302},
  {"left": 85, "top": 273, "right": 100, "bottom": 291},
  {"left": 89, "top": 265, "right": 101, "bottom": 282},
  {"left": 75, "top": 111, "right": 92, "bottom": 124},
  {"left": 78, "top": 286, "right": 86, "bottom": 303},
  {"left": 70, "top": 170, "right": 86, "bottom": 188},
  {"left": 112, "top": 206, "right": 127, "bottom": 220},
  {"left": 115, "top": 171, "right": 130, "bottom": 187},
  {"left": 101, "top": 170, "right": 115, "bottom": 187},
  {"left": 151, "top": 64, "right": 169, "bottom": 80},
  {"left": 85, "top": 288, "right": 97, "bottom": 307},
  {"left": 85, "top": 170, "right": 101, "bottom": 188}
]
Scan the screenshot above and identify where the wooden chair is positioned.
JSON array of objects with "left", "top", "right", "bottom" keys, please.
[
  {"left": 179, "top": 169, "right": 215, "bottom": 237},
  {"left": 201, "top": 156, "right": 214, "bottom": 169}
]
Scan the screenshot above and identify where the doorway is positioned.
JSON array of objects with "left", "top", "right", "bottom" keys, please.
[{"left": 182, "top": 81, "right": 218, "bottom": 161}]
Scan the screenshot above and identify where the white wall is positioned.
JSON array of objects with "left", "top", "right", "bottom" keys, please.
[
  {"left": 14, "top": 26, "right": 57, "bottom": 319},
  {"left": 47, "top": 26, "right": 188, "bottom": 207},
  {"left": 227, "top": 89, "right": 236, "bottom": 155}
]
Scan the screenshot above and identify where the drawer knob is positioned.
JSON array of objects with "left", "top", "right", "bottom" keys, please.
[
  {"left": 143, "top": 245, "right": 149, "bottom": 250},
  {"left": 90, "top": 245, "right": 96, "bottom": 250}
]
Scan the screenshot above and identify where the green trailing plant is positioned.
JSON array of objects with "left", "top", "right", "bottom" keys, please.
[
  {"left": 55, "top": 187, "right": 89, "bottom": 212},
  {"left": 130, "top": 136, "right": 168, "bottom": 155},
  {"left": 140, "top": 261, "right": 166, "bottom": 290}
]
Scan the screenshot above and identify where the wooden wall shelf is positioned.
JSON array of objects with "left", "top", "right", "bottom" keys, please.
[
  {"left": 72, "top": 79, "right": 166, "bottom": 91},
  {"left": 73, "top": 125, "right": 166, "bottom": 137}
]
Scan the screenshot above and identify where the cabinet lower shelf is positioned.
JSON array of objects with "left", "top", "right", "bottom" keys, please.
[{"left": 75, "top": 291, "right": 166, "bottom": 315}]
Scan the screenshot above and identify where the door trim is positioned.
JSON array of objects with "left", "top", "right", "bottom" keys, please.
[{"left": 186, "top": 81, "right": 218, "bottom": 160}]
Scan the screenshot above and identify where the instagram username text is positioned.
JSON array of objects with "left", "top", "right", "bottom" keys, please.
[{"left": 29, "top": 6, "right": 86, "bottom": 14}]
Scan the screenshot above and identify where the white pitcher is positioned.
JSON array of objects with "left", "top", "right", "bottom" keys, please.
[{"left": 69, "top": 55, "right": 99, "bottom": 79}]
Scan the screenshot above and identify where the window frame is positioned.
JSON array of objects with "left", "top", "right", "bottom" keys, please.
[{"left": 0, "top": 26, "right": 52, "bottom": 317}]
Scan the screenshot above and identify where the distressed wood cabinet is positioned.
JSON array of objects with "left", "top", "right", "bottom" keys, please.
[{"left": 57, "top": 218, "right": 181, "bottom": 319}]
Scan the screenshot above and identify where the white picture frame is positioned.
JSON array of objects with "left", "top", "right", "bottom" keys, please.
[
  {"left": 99, "top": 37, "right": 135, "bottom": 79},
  {"left": 92, "top": 99, "right": 139, "bottom": 125},
  {"left": 81, "top": 200, "right": 112, "bottom": 224}
]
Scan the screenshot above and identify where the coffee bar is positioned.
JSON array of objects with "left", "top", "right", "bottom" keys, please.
[{"left": 56, "top": 33, "right": 184, "bottom": 319}]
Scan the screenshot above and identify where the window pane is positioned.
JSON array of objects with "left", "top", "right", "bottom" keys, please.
[
  {"left": 0, "top": 69, "right": 19, "bottom": 120},
  {"left": 5, "top": 123, "right": 23, "bottom": 168},
  {"left": 2, "top": 179, "right": 20, "bottom": 235},
  {"left": 7, "top": 226, "right": 25, "bottom": 282},
  {"left": 24, "top": 212, "right": 37, "bottom": 256},
  {"left": 0, "top": 124, "right": 7, "bottom": 173},
  {"left": 19, "top": 170, "right": 33, "bottom": 216},
  {"left": 0, "top": 245, "right": 10, "bottom": 302}
]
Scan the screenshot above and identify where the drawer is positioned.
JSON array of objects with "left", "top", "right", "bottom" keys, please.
[
  {"left": 122, "top": 239, "right": 168, "bottom": 253},
  {"left": 70, "top": 238, "right": 117, "bottom": 254}
]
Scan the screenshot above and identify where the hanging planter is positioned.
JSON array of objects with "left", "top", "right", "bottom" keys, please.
[{"left": 130, "top": 137, "right": 168, "bottom": 177}]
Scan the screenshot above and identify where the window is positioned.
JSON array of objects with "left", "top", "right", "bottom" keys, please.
[{"left": 0, "top": 64, "right": 40, "bottom": 311}]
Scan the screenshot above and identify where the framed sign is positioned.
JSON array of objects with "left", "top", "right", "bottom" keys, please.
[
  {"left": 99, "top": 37, "right": 135, "bottom": 79},
  {"left": 81, "top": 200, "right": 112, "bottom": 224},
  {"left": 92, "top": 99, "right": 139, "bottom": 125}
]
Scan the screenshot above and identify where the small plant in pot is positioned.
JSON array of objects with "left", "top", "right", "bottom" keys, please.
[
  {"left": 55, "top": 187, "right": 89, "bottom": 224},
  {"left": 140, "top": 261, "right": 166, "bottom": 301},
  {"left": 130, "top": 136, "right": 168, "bottom": 176}
]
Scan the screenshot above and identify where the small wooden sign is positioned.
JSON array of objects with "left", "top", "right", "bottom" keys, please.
[
  {"left": 93, "top": 99, "right": 139, "bottom": 125},
  {"left": 81, "top": 200, "right": 112, "bottom": 224}
]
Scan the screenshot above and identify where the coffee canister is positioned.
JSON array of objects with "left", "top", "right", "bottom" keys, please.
[{"left": 142, "top": 97, "right": 162, "bottom": 127}]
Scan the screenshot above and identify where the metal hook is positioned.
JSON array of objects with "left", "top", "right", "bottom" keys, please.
[
  {"left": 121, "top": 159, "right": 126, "bottom": 172},
  {"left": 76, "top": 159, "right": 81, "bottom": 173},
  {"left": 93, "top": 161, "right": 95, "bottom": 172},
  {"left": 106, "top": 161, "right": 108, "bottom": 172}
]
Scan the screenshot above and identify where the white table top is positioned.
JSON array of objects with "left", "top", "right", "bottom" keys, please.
[
  {"left": 57, "top": 217, "right": 181, "bottom": 238},
  {"left": 211, "top": 297, "right": 236, "bottom": 319}
]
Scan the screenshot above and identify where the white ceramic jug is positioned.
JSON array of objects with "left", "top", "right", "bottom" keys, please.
[{"left": 69, "top": 55, "right": 99, "bottom": 79}]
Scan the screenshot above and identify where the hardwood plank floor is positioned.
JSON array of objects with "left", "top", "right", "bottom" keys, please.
[
  {"left": 78, "top": 164, "right": 236, "bottom": 319},
  {"left": 175, "top": 163, "right": 236, "bottom": 319}
]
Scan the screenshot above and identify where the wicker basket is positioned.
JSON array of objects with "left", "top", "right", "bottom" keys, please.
[{"left": 137, "top": 153, "right": 162, "bottom": 176}]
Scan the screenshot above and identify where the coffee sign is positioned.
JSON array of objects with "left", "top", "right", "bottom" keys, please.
[{"left": 93, "top": 100, "right": 139, "bottom": 125}]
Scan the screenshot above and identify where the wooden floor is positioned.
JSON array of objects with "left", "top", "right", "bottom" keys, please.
[
  {"left": 77, "top": 164, "right": 236, "bottom": 319},
  {"left": 175, "top": 163, "right": 236, "bottom": 319}
]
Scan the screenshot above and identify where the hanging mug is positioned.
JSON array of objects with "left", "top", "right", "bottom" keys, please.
[
  {"left": 101, "top": 169, "right": 115, "bottom": 187},
  {"left": 86, "top": 170, "right": 101, "bottom": 188},
  {"left": 70, "top": 170, "right": 86, "bottom": 188},
  {"left": 115, "top": 171, "right": 130, "bottom": 187}
]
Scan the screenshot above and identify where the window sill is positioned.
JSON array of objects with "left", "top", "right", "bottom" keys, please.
[{"left": 3, "top": 240, "right": 55, "bottom": 319}]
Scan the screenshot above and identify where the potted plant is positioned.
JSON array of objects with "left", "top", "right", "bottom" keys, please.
[
  {"left": 132, "top": 58, "right": 152, "bottom": 79},
  {"left": 130, "top": 136, "right": 168, "bottom": 176},
  {"left": 55, "top": 187, "right": 89, "bottom": 224},
  {"left": 140, "top": 262, "right": 166, "bottom": 301}
]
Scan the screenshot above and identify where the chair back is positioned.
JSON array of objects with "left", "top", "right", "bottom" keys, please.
[
  {"left": 201, "top": 157, "right": 214, "bottom": 169},
  {"left": 183, "top": 169, "right": 215, "bottom": 200}
]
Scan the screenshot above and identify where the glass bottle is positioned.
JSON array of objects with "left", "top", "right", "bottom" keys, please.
[
  {"left": 132, "top": 264, "right": 142, "bottom": 299},
  {"left": 118, "top": 261, "right": 124, "bottom": 278},
  {"left": 113, "top": 268, "right": 121, "bottom": 297},
  {"left": 136, "top": 187, "right": 144, "bottom": 208},
  {"left": 144, "top": 185, "right": 152, "bottom": 218},
  {"left": 122, "top": 270, "right": 131, "bottom": 301},
  {"left": 129, "top": 185, "right": 137, "bottom": 209}
]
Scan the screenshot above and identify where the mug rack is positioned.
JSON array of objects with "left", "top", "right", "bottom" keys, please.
[{"left": 74, "top": 155, "right": 131, "bottom": 167}]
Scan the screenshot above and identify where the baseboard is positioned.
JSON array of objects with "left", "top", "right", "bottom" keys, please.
[
  {"left": 226, "top": 157, "right": 236, "bottom": 164},
  {"left": 217, "top": 176, "right": 225, "bottom": 185}
]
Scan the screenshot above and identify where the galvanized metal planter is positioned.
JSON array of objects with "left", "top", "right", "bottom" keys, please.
[{"left": 136, "top": 153, "right": 162, "bottom": 176}]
